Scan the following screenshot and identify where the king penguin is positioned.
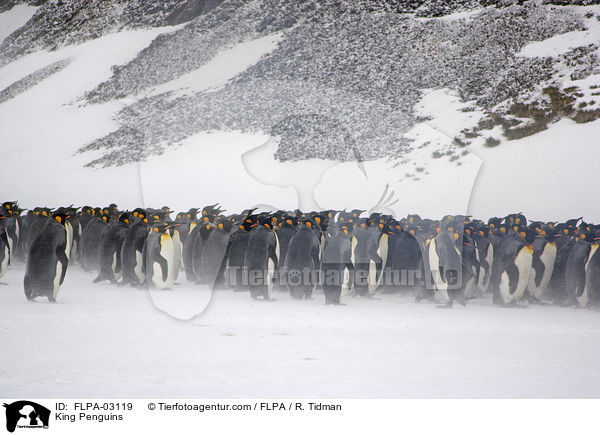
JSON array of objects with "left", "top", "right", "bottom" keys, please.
[{"left": 23, "top": 212, "right": 70, "bottom": 302}]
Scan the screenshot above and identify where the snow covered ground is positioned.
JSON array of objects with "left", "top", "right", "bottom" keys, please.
[
  {"left": 1, "top": 264, "right": 599, "bottom": 398},
  {"left": 0, "top": 4, "right": 38, "bottom": 45}
]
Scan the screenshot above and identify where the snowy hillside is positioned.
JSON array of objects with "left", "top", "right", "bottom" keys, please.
[{"left": 0, "top": 0, "right": 599, "bottom": 221}]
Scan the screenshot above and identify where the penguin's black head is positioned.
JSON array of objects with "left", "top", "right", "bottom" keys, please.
[
  {"left": 504, "top": 213, "right": 526, "bottom": 227},
  {"left": 495, "top": 223, "right": 509, "bottom": 236},
  {"left": 473, "top": 225, "right": 490, "bottom": 239},
  {"left": 350, "top": 209, "right": 365, "bottom": 219},
  {"left": 52, "top": 212, "right": 68, "bottom": 225},
  {"left": 280, "top": 215, "right": 297, "bottom": 228},
  {"left": 298, "top": 217, "right": 314, "bottom": 230},
  {"left": 184, "top": 208, "right": 199, "bottom": 221},
  {"left": 118, "top": 213, "right": 131, "bottom": 226},
  {"left": 214, "top": 217, "right": 233, "bottom": 233},
  {"left": 312, "top": 213, "right": 328, "bottom": 230},
  {"left": 565, "top": 217, "right": 583, "bottom": 228},
  {"left": 352, "top": 218, "right": 367, "bottom": 230},
  {"left": 131, "top": 208, "right": 145, "bottom": 220},
  {"left": 407, "top": 214, "right": 422, "bottom": 226},
  {"left": 576, "top": 227, "right": 594, "bottom": 242},
  {"left": 488, "top": 217, "right": 502, "bottom": 229},
  {"left": 151, "top": 222, "right": 169, "bottom": 234},
  {"left": 238, "top": 218, "right": 255, "bottom": 232},
  {"left": 148, "top": 211, "right": 168, "bottom": 223},
  {"left": 201, "top": 204, "right": 224, "bottom": 222},
  {"left": 258, "top": 215, "right": 274, "bottom": 230},
  {"left": 554, "top": 224, "right": 572, "bottom": 237}
]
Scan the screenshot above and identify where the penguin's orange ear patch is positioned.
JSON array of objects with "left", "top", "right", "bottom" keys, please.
[
  {"left": 218, "top": 223, "right": 223, "bottom": 230},
  {"left": 124, "top": 219, "right": 129, "bottom": 224},
  {"left": 520, "top": 231, "right": 526, "bottom": 239},
  {"left": 286, "top": 219, "right": 293, "bottom": 225},
  {"left": 453, "top": 232, "right": 459, "bottom": 240},
  {"left": 55, "top": 216, "right": 62, "bottom": 224},
  {"left": 581, "top": 233, "right": 586, "bottom": 240},
  {"left": 153, "top": 227, "right": 159, "bottom": 232}
]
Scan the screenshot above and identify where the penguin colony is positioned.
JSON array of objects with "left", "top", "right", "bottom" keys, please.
[{"left": 2, "top": 201, "right": 600, "bottom": 308}]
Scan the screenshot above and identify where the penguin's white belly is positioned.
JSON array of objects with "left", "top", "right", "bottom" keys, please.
[
  {"left": 0, "top": 246, "right": 9, "bottom": 278},
  {"left": 376, "top": 233, "right": 388, "bottom": 287},
  {"left": 267, "top": 256, "right": 275, "bottom": 297},
  {"left": 153, "top": 235, "right": 175, "bottom": 289},
  {"left": 511, "top": 246, "right": 533, "bottom": 303},
  {"left": 428, "top": 239, "right": 449, "bottom": 303},
  {"left": 539, "top": 242, "right": 556, "bottom": 291},
  {"left": 579, "top": 244, "right": 599, "bottom": 307},
  {"left": 482, "top": 244, "right": 493, "bottom": 290},
  {"left": 64, "top": 223, "right": 73, "bottom": 261},
  {"left": 134, "top": 250, "right": 145, "bottom": 284},
  {"left": 499, "top": 271, "right": 511, "bottom": 303},
  {"left": 112, "top": 251, "right": 123, "bottom": 281},
  {"left": 53, "top": 258, "right": 62, "bottom": 298},
  {"left": 528, "top": 242, "right": 556, "bottom": 299}
]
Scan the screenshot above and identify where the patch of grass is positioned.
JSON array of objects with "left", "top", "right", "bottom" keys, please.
[
  {"left": 453, "top": 137, "right": 468, "bottom": 148},
  {"left": 572, "top": 109, "right": 600, "bottom": 123},
  {"left": 509, "top": 102, "right": 547, "bottom": 119},
  {"left": 484, "top": 137, "right": 500, "bottom": 147},
  {"left": 504, "top": 120, "right": 548, "bottom": 140},
  {"left": 543, "top": 86, "right": 575, "bottom": 116}
]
